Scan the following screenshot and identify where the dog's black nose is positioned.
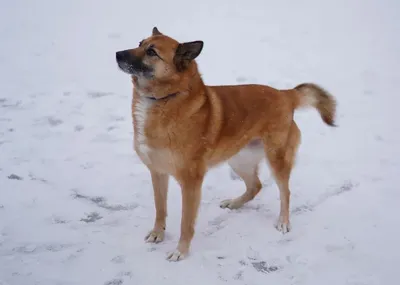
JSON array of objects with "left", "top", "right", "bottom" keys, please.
[{"left": 116, "top": 51, "right": 127, "bottom": 61}]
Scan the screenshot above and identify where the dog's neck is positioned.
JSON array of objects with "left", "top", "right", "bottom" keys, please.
[
  {"left": 132, "top": 76, "right": 178, "bottom": 100},
  {"left": 131, "top": 64, "right": 205, "bottom": 101},
  {"left": 134, "top": 85, "right": 180, "bottom": 101},
  {"left": 147, "top": 92, "right": 179, "bottom": 101}
]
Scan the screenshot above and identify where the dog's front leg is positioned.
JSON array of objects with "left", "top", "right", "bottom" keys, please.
[
  {"left": 145, "top": 170, "right": 169, "bottom": 243},
  {"left": 167, "top": 168, "right": 204, "bottom": 261}
]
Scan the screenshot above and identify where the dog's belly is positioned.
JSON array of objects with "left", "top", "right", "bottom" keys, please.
[
  {"left": 206, "top": 138, "right": 265, "bottom": 168},
  {"left": 227, "top": 139, "right": 265, "bottom": 175}
]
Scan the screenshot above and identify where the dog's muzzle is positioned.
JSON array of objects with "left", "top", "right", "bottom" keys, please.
[{"left": 115, "top": 50, "right": 153, "bottom": 76}]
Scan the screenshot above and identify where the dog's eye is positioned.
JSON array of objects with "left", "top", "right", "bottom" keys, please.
[
  {"left": 139, "top": 40, "right": 143, "bottom": 47},
  {"left": 146, "top": 48, "right": 157, "bottom": 57}
]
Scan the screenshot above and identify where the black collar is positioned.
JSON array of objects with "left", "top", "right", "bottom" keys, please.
[{"left": 147, "top": 92, "right": 179, "bottom": 101}]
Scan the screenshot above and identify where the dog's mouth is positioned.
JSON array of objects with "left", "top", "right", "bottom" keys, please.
[
  {"left": 117, "top": 61, "right": 136, "bottom": 75},
  {"left": 116, "top": 50, "right": 153, "bottom": 77}
]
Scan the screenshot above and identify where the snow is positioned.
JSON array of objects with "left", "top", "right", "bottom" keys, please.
[{"left": 0, "top": 0, "right": 399, "bottom": 284}]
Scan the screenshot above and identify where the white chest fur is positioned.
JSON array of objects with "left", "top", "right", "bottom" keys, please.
[
  {"left": 132, "top": 95, "right": 179, "bottom": 174},
  {"left": 133, "top": 97, "right": 153, "bottom": 161}
]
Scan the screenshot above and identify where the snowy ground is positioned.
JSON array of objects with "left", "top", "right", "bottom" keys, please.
[{"left": 1, "top": 0, "right": 399, "bottom": 284}]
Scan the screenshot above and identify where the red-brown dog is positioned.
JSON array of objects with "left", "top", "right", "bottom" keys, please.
[{"left": 116, "top": 27, "right": 337, "bottom": 261}]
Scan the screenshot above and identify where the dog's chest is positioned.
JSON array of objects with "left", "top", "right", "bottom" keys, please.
[
  {"left": 132, "top": 98, "right": 175, "bottom": 171},
  {"left": 133, "top": 97, "right": 152, "bottom": 156}
]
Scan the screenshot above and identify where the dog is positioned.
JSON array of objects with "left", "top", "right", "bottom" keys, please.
[{"left": 116, "top": 27, "right": 337, "bottom": 261}]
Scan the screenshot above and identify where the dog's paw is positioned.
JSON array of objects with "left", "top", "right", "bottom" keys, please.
[
  {"left": 145, "top": 229, "right": 165, "bottom": 243},
  {"left": 220, "top": 198, "right": 243, "bottom": 209},
  {"left": 275, "top": 219, "right": 291, "bottom": 234},
  {"left": 166, "top": 249, "right": 186, "bottom": 262}
]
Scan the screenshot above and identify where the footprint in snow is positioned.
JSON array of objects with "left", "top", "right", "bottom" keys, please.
[
  {"left": 47, "top": 116, "right": 63, "bottom": 126},
  {"left": 80, "top": 212, "right": 102, "bottom": 223},
  {"left": 111, "top": 255, "right": 126, "bottom": 264},
  {"left": 104, "top": 279, "right": 123, "bottom": 285},
  {"left": 73, "top": 191, "right": 138, "bottom": 212},
  {"left": 251, "top": 261, "right": 280, "bottom": 274},
  {"left": 88, "top": 91, "right": 113, "bottom": 98},
  {"left": 8, "top": 174, "right": 23, "bottom": 180},
  {"left": 74, "top": 125, "right": 84, "bottom": 132}
]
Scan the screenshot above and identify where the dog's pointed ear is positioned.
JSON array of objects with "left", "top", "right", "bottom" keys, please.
[
  {"left": 174, "top": 41, "right": 204, "bottom": 71},
  {"left": 152, "top": 27, "right": 162, "bottom": 36}
]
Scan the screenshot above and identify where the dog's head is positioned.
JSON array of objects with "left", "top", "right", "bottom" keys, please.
[{"left": 116, "top": 27, "right": 203, "bottom": 96}]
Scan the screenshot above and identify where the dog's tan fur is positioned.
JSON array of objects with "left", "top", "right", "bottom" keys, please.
[{"left": 116, "top": 27, "right": 337, "bottom": 261}]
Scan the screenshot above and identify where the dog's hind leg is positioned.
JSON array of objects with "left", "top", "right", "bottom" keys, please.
[
  {"left": 264, "top": 121, "right": 301, "bottom": 233},
  {"left": 220, "top": 140, "right": 264, "bottom": 209}
]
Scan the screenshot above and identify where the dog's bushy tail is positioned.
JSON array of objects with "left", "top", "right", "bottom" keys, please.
[{"left": 293, "top": 83, "right": 337, "bottom": 127}]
